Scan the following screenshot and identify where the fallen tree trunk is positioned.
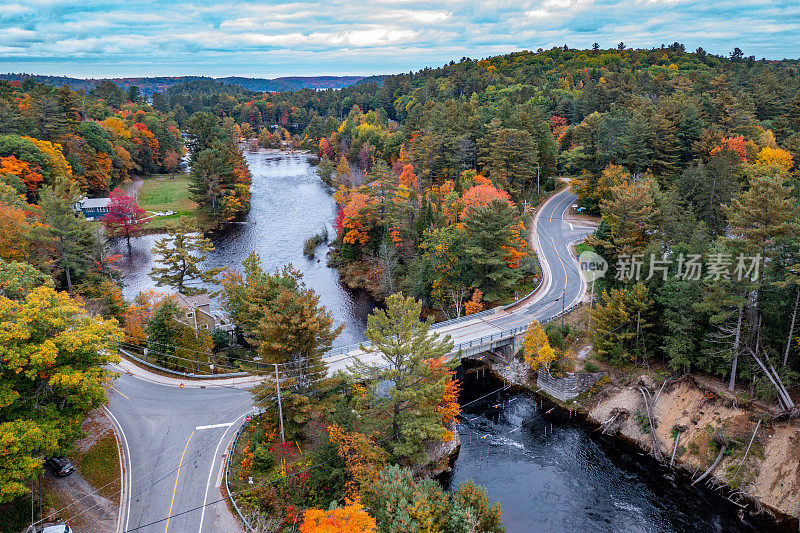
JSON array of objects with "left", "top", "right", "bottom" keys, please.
[
  {"left": 732, "top": 419, "right": 761, "bottom": 481},
  {"left": 747, "top": 347, "right": 795, "bottom": 410},
  {"left": 670, "top": 430, "right": 681, "bottom": 467},
  {"left": 692, "top": 444, "right": 727, "bottom": 486},
  {"left": 639, "top": 387, "right": 663, "bottom": 462}
]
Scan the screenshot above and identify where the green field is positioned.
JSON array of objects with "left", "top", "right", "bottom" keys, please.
[{"left": 137, "top": 174, "right": 197, "bottom": 228}]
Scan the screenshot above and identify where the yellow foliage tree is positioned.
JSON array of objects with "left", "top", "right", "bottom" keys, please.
[
  {"left": 22, "top": 137, "right": 72, "bottom": 183},
  {"left": 523, "top": 320, "right": 556, "bottom": 371},
  {"left": 756, "top": 146, "right": 793, "bottom": 170}
]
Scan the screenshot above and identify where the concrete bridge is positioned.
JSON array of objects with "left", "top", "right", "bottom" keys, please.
[{"left": 323, "top": 186, "right": 594, "bottom": 374}]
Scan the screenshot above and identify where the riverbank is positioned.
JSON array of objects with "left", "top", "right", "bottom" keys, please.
[
  {"left": 585, "top": 371, "right": 799, "bottom": 525},
  {"left": 485, "top": 353, "right": 799, "bottom": 530}
]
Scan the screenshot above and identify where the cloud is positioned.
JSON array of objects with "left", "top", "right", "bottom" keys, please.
[{"left": 2, "top": 0, "right": 799, "bottom": 76}]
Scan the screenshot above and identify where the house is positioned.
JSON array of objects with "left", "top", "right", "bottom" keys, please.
[
  {"left": 173, "top": 292, "right": 235, "bottom": 339},
  {"left": 73, "top": 197, "right": 111, "bottom": 220}
]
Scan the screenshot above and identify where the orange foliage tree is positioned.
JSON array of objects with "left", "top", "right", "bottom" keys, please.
[
  {"left": 460, "top": 176, "right": 514, "bottom": 220},
  {"left": 122, "top": 290, "right": 168, "bottom": 346},
  {"left": 427, "top": 357, "right": 461, "bottom": 440},
  {"left": 0, "top": 156, "right": 43, "bottom": 191},
  {"left": 710, "top": 135, "right": 747, "bottom": 162},
  {"left": 300, "top": 499, "right": 376, "bottom": 533},
  {"left": 341, "top": 192, "right": 378, "bottom": 246},
  {"left": 327, "top": 424, "right": 387, "bottom": 498},
  {"left": 464, "top": 289, "right": 484, "bottom": 315},
  {"left": 0, "top": 202, "right": 33, "bottom": 261}
]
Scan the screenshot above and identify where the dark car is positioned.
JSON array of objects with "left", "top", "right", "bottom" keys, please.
[{"left": 45, "top": 456, "right": 74, "bottom": 477}]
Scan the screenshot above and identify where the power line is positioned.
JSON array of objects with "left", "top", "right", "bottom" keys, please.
[
  {"left": 122, "top": 380, "right": 513, "bottom": 533},
  {"left": 49, "top": 394, "right": 274, "bottom": 526}
]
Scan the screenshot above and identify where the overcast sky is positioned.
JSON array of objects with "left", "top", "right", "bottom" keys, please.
[{"left": 2, "top": 0, "right": 799, "bottom": 79}]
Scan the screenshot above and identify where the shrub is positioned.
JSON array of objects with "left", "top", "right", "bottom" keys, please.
[
  {"left": 303, "top": 226, "right": 329, "bottom": 259},
  {"left": 254, "top": 444, "right": 275, "bottom": 472}
]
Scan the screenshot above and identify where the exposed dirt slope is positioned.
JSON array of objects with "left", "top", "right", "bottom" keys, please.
[{"left": 588, "top": 375, "right": 799, "bottom": 519}]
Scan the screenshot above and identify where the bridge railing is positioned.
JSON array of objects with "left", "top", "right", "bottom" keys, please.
[{"left": 326, "top": 300, "right": 582, "bottom": 363}]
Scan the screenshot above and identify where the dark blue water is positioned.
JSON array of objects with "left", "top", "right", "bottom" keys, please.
[{"left": 444, "top": 365, "right": 782, "bottom": 532}]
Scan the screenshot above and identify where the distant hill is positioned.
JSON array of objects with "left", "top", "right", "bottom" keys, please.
[{"left": 0, "top": 73, "right": 382, "bottom": 94}]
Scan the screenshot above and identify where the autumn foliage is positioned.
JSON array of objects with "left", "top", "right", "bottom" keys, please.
[
  {"left": 300, "top": 499, "right": 377, "bottom": 533},
  {"left": 327, "top": 424, "right": 386, "bottom": 498},
  {"left": 710, "top": 135, "right": 747, "bottom": 162},
  {"left": 102, "top": 187, "right": 147, "bottom": 240},
  {"left": 460, "top": 176, "right": 515, "bottom": 220}
]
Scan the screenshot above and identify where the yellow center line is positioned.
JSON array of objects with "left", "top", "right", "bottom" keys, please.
[
  {"left": 165, "top": 431, "right": 194, "bottom": 533},
  {"left": 110, "top": 385, "right": 130, "bottom": 400}
]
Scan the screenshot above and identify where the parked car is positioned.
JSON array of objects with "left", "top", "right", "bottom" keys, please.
[
  {"left": 45, "top": 456, "right": 74, "bottom": 477},
  {"left": 35, "top": 525, "right": 72, "bottom": 533}
]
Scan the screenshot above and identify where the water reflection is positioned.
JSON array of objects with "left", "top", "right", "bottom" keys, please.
[{"left": 111, "top": 151, "right": 374, "bottom": 346}]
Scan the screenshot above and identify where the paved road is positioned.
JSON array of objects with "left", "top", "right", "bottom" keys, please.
[
  {"left": 106, "top": 372, "right": 254, "bottom": 533},
  {"left": 105, "top": 186, "right": 593, "bottom": 533}
]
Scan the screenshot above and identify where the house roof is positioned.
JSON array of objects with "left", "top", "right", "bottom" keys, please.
[
  {"left": 77, "top": 197, "right": 111, "bottom": 209},
  {"left": 174, "top": 292, "right": 211, "bottom": 308}
]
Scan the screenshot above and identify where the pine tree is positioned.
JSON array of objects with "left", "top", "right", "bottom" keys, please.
[
  {"left": 462, "top": 199, "right": 525, "bottom": 302},
  {"left": 591, "top": 283, "right": 653, "bottom": 366},
  {"left": 36, "top": 176, "right": 99, "bottom": 292},
  {"left": 149, "top": 218, "right": 223, "bottom": 294},
  {"left": 349, "top": 293, "right": 456, "bottom": 464}
]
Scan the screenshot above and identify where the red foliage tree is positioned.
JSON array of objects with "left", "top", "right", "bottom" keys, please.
[
  {"left": 102, "top": 187, "right": 147, "bottom": 244},
  {"left": 710, "top": 135, "right": 747, "bottom": 162}
]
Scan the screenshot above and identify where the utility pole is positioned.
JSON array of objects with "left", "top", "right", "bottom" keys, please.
[
  {"left": 275, "top": 364, "right": 285, "bottom": 443},
  {"left": 561, "top": 291, "right": 566, "bottom": 327}
]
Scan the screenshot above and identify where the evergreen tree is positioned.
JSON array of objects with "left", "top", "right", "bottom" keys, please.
[
  {"left": 149, "top": 218, "right": 223, "bottom": 294},
  {"left": 36, "top": 176, "right": 99, "bottom": 292},
  {"left": 591, "top": 283, "right": 653, "bottom": 366},
  {"left": 350, "top": 293, "right": 455, "bottom": 464},
  {"left": 462, "top": 200, "right": 525, "bottom": 302}
]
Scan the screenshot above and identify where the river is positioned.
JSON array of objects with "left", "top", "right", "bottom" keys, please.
[
  {"left": 111, "top": 150, "right": 374, "bottom": 346},
  {"left": 446, "top": 362, "right": 775, "bottom": 532},
  {"left": 114, "top": 151, "right": 774, "bottom": 532}
]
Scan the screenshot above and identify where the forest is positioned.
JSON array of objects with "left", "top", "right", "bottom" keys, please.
[
  {"left": 2, "top": 42, "right": 800, "bottom": 531},
  {"left": 218, "top": 43, "right": 800, "bottom": 401}
]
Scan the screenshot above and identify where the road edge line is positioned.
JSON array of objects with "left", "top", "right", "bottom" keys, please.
[
  {"left": 505, "top": 186, "right": 566, "bottom": 312},
  {"left": 102, "top": 405, "right": 130, "bottom": 533},
  {"left": 198, "top": 412, "right": 248, "bottom": 533}
]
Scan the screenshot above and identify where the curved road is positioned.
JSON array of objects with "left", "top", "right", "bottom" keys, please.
[{"left": 104, "top": 186, "right": 592, "bottom": 533}]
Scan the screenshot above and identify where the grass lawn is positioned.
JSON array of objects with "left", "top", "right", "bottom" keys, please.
[
  {"left": 137, "top": 174, "right": 197, "bottom": 215},
  {"left": 574, "top": 242, "right": 595, "bottom": 256},
  {"left": 73, "top": 434, "right": 120, "bottom": 501}
]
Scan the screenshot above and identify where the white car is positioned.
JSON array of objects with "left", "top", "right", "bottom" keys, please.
[{"left": 39, "top": 525, "right": 72, "bottom": 533}]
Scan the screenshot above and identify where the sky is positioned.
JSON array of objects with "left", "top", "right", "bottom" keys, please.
[{"left": 1, "top": 0, "right": 799, "bottom": 79}]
